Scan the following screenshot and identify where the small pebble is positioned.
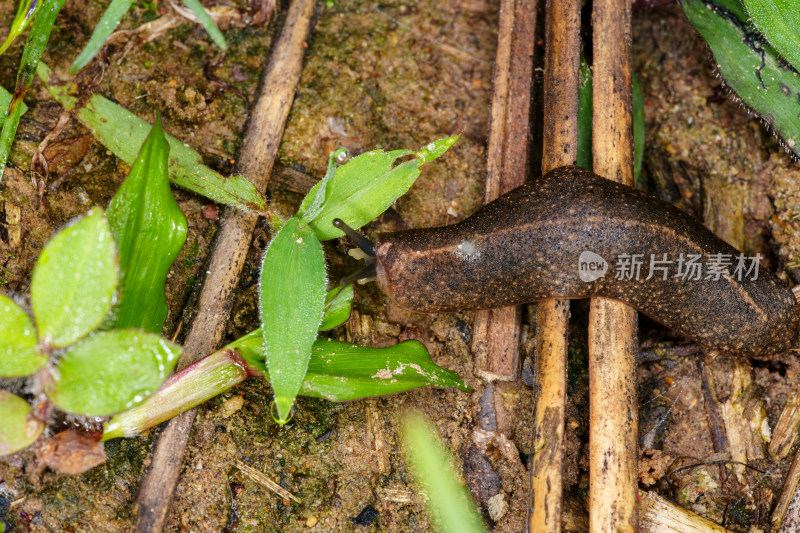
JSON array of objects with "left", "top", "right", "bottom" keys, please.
[
  {"left": 306, "top": 516, "right": 318, "bottom": 527},
  {"left": 202, "top": 204, "right": 219, "bottom": 219},
  {"left": 352, "top": 505, "right": 378, "bottom": 526},
  {"left": 221, "top": 395, "right": 244, "bottom": 418},
  {"left": 487, "top": 493, "right": 508, "bottom": 522}
]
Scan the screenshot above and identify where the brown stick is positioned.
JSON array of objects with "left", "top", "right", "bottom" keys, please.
[
  {"left": 471, "top": 0, "right": 536, "bottom": 382},
  {"left": 773, "top": 444, "right": 800, "bottom": 530},
  {"left": 134, "top": 1, "right": 317, "bottom": 530},
  {"left": 527, "top": 0, "right": 581, "bottom": 532},
  {"left": 588, "top": 0, "right": 639, "bottom": 532}
]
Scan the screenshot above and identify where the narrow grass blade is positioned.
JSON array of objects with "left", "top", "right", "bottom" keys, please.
[
  {"left": 234, "top": 331, "right": 472, "bottom": 401},
  {"left": 401, "top": 413, "right": 487, "bottom": 533},
  {"left": 69, "top": 0, "right": 135, "bottom": 73},
  {"left": 260, "top": 218, "right": 327, "bottom": 423},
  {"left": 0, "top": 294, "right": 46, "bottom": 377},
  {"left": 319, "top": 284, "right": 353, "bottom": 330},
  {"left": 107, "top": 117, "right": 188, "bottom": 332},
  {"left": 180, "top": 0, "right": 227, "bottom": 50},
  {"left": 31, "top": 209, "right": 118, "bottom": 348},
  {"left": 0, "top": 0, "right": 39, "bottom": 56},
  {"left": 743, "top": 0, "right": 800, "bottom": 72},
  {"left": 303, "top": 135, "right": 460, "bottom": 241},
  {"left": 577, "top": 57, "right": 593, "bottom": 171},
  {"left": 0, "top": 0, "right": 65, "bottom": 180},
  {"left": 38, "top": 63, "right": 267, "bottom": 212},
  {"left": 0, "top": 390, "right": 44, "bottom": 455},
  {"left": 48, "top": 329, "right": 181, "bottom": 416},
  {"left": 683, "top": 0, "right": 800, "bottom": 158}
]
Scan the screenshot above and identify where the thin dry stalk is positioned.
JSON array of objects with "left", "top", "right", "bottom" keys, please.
[
  {"left": 588, "top": 0, "right": 638, "bottom": 531},
  {"left": 772, "top": 442, "right": 800, "bottom": 530},
  {"left": 235, "top": 461, "right": 301, "bottom": 503},
  {"left": 770, "top": 389, "right": 800, "bottom": 459},
  {"left": 639, "top": 490, "right": 733, "bottom": 533},
  {"left": 528, "top": 0, "right": 581, "bottom": 532},
  {"left": 471, "top": 0, "right": 537, "bottom": 382},
  {"left": 134, "top": 1, "right": 317, "bottom": 530}
]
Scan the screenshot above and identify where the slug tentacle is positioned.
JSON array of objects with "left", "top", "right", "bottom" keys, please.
[
  {"left": 333, "top": 218, "right": 377, "bottom": 285},
  {"left": 369, "top": 166, "right": 800, "bottom": 358}
]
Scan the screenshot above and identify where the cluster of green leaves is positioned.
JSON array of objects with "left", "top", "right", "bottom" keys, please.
[
  {"left": 258, "top": 136, "right": 461, "bottom": 423},
  {"left": 0, "top": 119, "right": 186, "bottom": 455},
  {"left": 683, "top": 0, "right": 800, "bottom": 157}
]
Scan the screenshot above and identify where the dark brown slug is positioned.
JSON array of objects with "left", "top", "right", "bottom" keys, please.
[{"left": 335, "top": 166, "right": 800, "bottom": 358}]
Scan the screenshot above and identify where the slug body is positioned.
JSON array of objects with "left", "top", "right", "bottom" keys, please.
[{"left": 372, "top": 166, "right": 799, "bottom": 357}]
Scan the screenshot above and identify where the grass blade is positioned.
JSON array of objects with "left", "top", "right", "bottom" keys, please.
[
  {"left": 683, "top": 0, "right": 800, "bottom": 158},
  {"left": 260, "top": 218, "right": 327, "bottom": 423},
  {"left": 233, "top": 330, "right": 471, "bottom": 401},
  {"left": 37, "top": 63, "right": 267, "bottom": 212},
  {"left": 319, "top": 284, "right": 353, "bottom": 330},
  {"left": 180, "top": 0, "right": 227, "bottom": 50},
  {"left": 69, "top": 0, "right": 135, "bottom": 73},
  {"left": 107, "top": 117, "right": 188, "bottom": 332},
  {"left": 0, "top": 0, "right": 39, "bottom": 56},
  {"left": 0, "top": 0, "right": 65, "bottom": 181},
  {"left": 401, "top": 412, "right": 487, "bottom": 533}
]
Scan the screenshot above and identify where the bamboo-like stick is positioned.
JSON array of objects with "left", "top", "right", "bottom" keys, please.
[
  {"left": 588, "top": 0, "right": 639, "bottom": 531},
  {"left": 134, "top": 1, "right": 317, "bottom": 530},
  {"left": 472, "top": 0, "right": 537, "bottom": 382},
  {"left": 528, "top": 0, "right": 581, "bottom": 532},
  {"left": 772, "top": 442, "right": 800, "bottom": 530},
  {"left": 639, "top": 490, "right": 733, "bottom": 533}
]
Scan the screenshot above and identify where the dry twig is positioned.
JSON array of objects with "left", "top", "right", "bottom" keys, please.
[
  {"left": 588, "top": 0, "right": 639, "bottom": 530},
  {"left": 471, "top": 0, "right": 537, "bottom": 382},
  {"left": 528, "top": 0, "right": 581, "bottom": 532}
]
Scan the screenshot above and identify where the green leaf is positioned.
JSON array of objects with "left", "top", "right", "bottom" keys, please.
[
  {"left": 298, "top": 148, "right": 348, "bottom": 222},
  {"left": 49, "top": 329, "right": 181, "bottom": 416},
  {"left": 633, "top": 73, "right": 645, "bottom": 184},
  {"left": 234, "top": 332, "right": 471, "bottom": 401},
  {"left": 37, "top": 63, "right": 268, "bottom": 212},
  {"left": 70, "top": 0, "right": 136, "bottom": 73},
  {"left": 180, "top": 0, "right": 227, "bottom": 50},
  {"left": 0, "top": 0, "right": 40, "bottom": 56},
  {"left": 260, "top": 218, "right": 327, "bottom": 422},
  {"left": 576, "top": 56, "right": 645, "bottom": 183},
  {"left": 0, "top": 390, "right": 44, "bottom": 455},
  {"left": 31, "top": 209, "right": 118, "bottom": 348},
  {"left": 303, "top": 135, "right": 459, "bottom": 241},
  {"left": 401, "top": 413, "right": 487, "bottom": 533},
  {"left": 0, "top": 294, "right": 46, "bottom": 377},
  {"left": 577, "top": 57, "right": 593, "bottom": 171},
  {"left": 0, "top": 0, "right": 65, "bottom": 180},
  {"left": 683, "top": 0, "right": 800, "bottom": 158},
  {"left": 743, "top": 0, "right": 800, "bottom": 72},
  {"left": 319, "top": 284, "right": 353, "bottom": 330},
  {"left": 107, "top": 117, "right": 188, "bottom": 333}
]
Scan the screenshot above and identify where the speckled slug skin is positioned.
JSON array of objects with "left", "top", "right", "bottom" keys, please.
[{"left": 374, "top": 166, "right": 800, "bottom": 357}]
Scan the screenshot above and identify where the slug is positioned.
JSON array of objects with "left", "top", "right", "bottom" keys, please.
[{"left": 334, "top": 166, "right": 800, "bottom": 358}]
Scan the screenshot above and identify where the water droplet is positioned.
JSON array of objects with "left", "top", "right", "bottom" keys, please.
[
  {"left": 270, "top": 400, "right": 295, "bottom": 425},
  {"left": 335, "top": 148, "right": 350, "bottom": 163},
  {"left": 426, "top": 142, "right": 435, "bottom": 151}
]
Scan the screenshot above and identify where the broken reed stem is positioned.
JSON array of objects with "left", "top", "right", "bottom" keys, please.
[
  {"left": 772, "top": 442, "right": 800, "bottom": 530},
  {"left": 639, "top": 490, "right": 733, "bottom": 533},
  {"left": 528, "top": 0, "right": 581, "bottom": 532},
  {"left": 471, "top": 0, "right": 536, "bottom": 382},
  {"left": 134, "top": 1, "right": 317, "bottom": 530},
  {"left": 588, "top": 0, "right": 639, "bottom": 532}
]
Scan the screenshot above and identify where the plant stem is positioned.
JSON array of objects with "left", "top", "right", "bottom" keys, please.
[{"left": 101, "top": 342, "right": 258, "bottom": 441}]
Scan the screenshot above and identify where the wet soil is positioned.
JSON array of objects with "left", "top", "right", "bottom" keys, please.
[{"left": 2, "top": 1, "right": 800, "bottom": 532}]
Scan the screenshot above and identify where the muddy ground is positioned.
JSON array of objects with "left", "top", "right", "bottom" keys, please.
[{"left": 2, "top": 1, "right": 800, "bottom": 531}]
